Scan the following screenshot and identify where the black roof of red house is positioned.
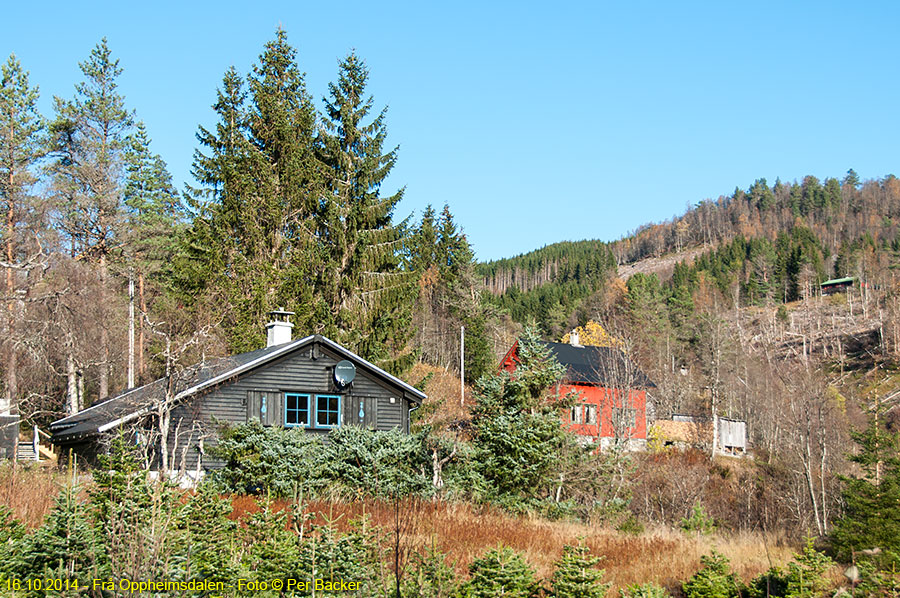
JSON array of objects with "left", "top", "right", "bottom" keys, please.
[
  {"left": 542, "top": 342, "right": 655, "bottom": 388},
  {"left": 505, "top": 340, "right": 655, "bottom": 389}
]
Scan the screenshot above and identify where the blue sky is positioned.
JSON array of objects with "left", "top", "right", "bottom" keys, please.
[{"left": 5, "top": 1, "right": 899, "bottom": 261}]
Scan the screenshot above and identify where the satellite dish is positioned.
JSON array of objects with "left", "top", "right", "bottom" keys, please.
[{"left": 334, "top": 360, "right": 356, "bottom": 388}]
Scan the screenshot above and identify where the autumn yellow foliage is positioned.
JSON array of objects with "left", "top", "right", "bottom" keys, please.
[{"left": 560, "top": 320, "right": 622, "bottom": 348}]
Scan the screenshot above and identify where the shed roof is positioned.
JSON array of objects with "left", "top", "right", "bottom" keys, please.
[
  {"left": 50, "top": 334, "right": 425, "bottom": 443},
  {"left": 821, "top": 277, "right": 854, "bottom": 286}
]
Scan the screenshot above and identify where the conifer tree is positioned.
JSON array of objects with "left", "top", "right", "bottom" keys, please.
[
  {"left": 185, "top": 31, "right": 321, "bottom": 352},
  {"left": 49, "top": 38, "right": 135, "bottom": 400},
  {"left": 471, "top": 327, "right": 572, "bottom": 502},
  {"left": 407, "top": 204, "right": 493, "bottom": 381},
  {"left": 123, "top": 122, "right": 183, "bottom": 381},
  {"left": 242, "top": 28, "right": 319, "bottom": 340},
  {"left": 549, "top": 542, "right": 610, "bottom": 598},
  {"left": 403, "top": 543, "right": 459, "bottom": 598},
  {"left": 181, "top": 65, "right": 253, "bottom": 335},
  {"left": 783, "top": 540, "right": 833, "bottom": 598},
  {"left": 830, "top": 408, "right": 900, "bottom": 560},
  {"left": 620, "top": 583, "right": 672, "bottom": 598},
  {"left": 50, "top": 38, "right": 134, "bottom": 262},
  {"left": 682, "top": 551, "right": 743, "bottom": 598},
  {"left": 123, "top": 122, "right": 182, "bottom": 273},
  {"left": 242, "top": 498, "right": 303, "bottom": 583},
  {"left": 0, "top": 53, "right": 44, "bottom": 412},
  {"left": 464, "top": 546, "right": 537, "bottom": 598},
  {"left": 12, "top": 487, "right": 98, "bottom": 587},
  {"left": 181, "top": 486, "right": 239, "bottom": 585},
  {"left": 316, "top": 52, "right": 414, "bottom": 373}
]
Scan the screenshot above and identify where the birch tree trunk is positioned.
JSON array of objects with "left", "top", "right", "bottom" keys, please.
[{"left": 67, "top": 351, "right": 78, "bottom": 416}]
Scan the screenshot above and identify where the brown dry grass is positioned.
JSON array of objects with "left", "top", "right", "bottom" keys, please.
[
  {"left": 0, "top": 462, "right": 68, "bottom": 528},
  {"left": 2, "top": 465, "right": 799, "bottom": 592},
  {"left": 230, "top": 496, "right": 797, "bottom": 592}
]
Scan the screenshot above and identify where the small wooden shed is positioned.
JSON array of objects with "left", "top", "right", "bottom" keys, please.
[{"left": 820, "top": 277, "right": 854, "bottom": 295}]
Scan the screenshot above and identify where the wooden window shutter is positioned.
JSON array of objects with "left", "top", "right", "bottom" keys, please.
[
  {"left": 246, "top": 391, "right": 260, "bottom": 423},
  {"left": 270, "top": 392, "right": 283, "bottom": 427},
  {"left": 347, "top": 396, "right": 378, "bottom": 428},
  {"left": 364, "top": 396, "right": 378, "bottom": 429},
  {"left": 247, "top": 391, "right": 279, "bottom": 426}
]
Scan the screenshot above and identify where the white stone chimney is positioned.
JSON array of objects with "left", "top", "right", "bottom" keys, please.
[
  {"left": 265, "top": 308, "right": 295, "bottom": 347},
  {"left": 570, "top": 330, "right": 581, "bottom": 347}
]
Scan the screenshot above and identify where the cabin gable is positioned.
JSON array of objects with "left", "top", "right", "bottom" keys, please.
[{"left": 51, "top": 333, "right": 423, "bottom": 473}]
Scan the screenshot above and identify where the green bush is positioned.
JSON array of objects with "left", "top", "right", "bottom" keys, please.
[
  {"left": 208, "top": 421, "right": 432, "bottom": 499},
  {"left": 620, "top": 582, "right": 671, "bottom": 598},
  {"left": 549, "top": 542, "right": 610, "bottom": 598},
  {"left": 208, "top": 420, "right": 327, "bottom": 497},
  {"left": 463, "top": 546, "right": 537, "bottom": 598},
  {"left": 324, "top": 426, "right": 431, "bottom": 497},
  {"left": 683, "top": 551, "right": 743, "bottom": 598}
]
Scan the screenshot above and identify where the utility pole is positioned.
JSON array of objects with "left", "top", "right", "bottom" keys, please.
[
  {"left": 460, "top": 325, "right": 465, "bottom": 405},
  {"left": 128, "top": 271, "right": 135, "bottom": 389}
]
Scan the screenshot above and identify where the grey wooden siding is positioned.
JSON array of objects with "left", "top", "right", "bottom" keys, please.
[{"left": 165, "top": 340, "right": 411, "bottom": 472}]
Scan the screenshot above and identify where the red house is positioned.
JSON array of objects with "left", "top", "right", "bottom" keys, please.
[{"left": 500, "top": 338, "right": 654, "bottom": 450}]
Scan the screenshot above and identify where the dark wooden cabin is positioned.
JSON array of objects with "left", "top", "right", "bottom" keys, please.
[
  {"left": 50, "top": 314, "right": 425, "bottom": 476},
  {"left": 820, "top": 277, "right": 854, "bottom": 295}
]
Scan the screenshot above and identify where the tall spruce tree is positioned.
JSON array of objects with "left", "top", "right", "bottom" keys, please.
[
  {"left": 123, "top": 122, "right": 183, "bottom": 382},
  {"left": 182, "top": 64, "right": 252, "bottom": 323},
  {"left": 185, "top": 31, "right": 321, "bottom": 352},
  {"left": 124, "top": 122, "right": 182, "bottom": 269},
  {"left": 316, "top": 52, "right": 414, "bottom": 372},
  {"left": 243, "top": 28, "right": 319, "bottom": 339},
  {"left": 0, "top": 54, "right": 43, "bottom": 413}
]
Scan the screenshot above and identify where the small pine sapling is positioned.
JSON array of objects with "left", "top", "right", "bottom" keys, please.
[
  {"left": 549, "top": 542, "right": 610, "bottom": 598},
  {"left": 464, "top": 546, "right": 538, "bottom": 598},
  {"left": 619, "top": 582, "right": 672, "bottom": 598},
  {"left": 783, "top": 539, "right": 834, "bottom": 598},
  {"left": 683, "top": 550, "right": 743, "bottom": 598},
  {"left": 679, "top": 503, "right": 716, "bottom": 535},
  {"left": 402, "top": 542, "right": 459, "bottom": 598}
]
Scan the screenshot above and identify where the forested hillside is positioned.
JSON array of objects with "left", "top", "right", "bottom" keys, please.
[{"left": 478, "top": 172, "right": 900, "bottom": 333}]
